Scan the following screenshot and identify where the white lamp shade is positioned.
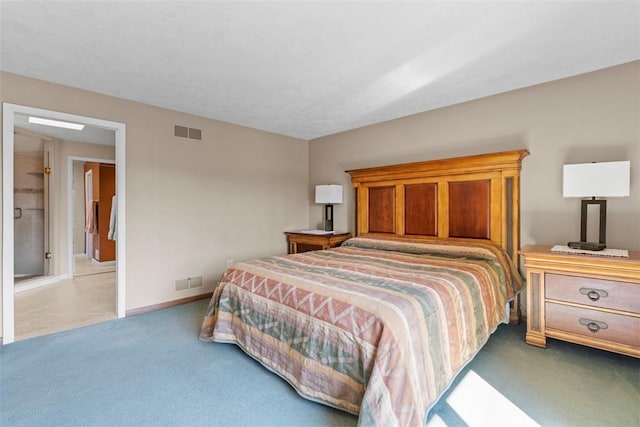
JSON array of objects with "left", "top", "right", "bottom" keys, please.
[
  {"left": 315, "top": 185, "right": 343, "bottom": 204},
  {"left": 563, "top": 161, "right": 630, "bottom": 198}
]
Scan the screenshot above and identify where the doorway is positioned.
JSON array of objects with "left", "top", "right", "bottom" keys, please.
[
  {"left": 2, "top": 103, "right": 127, "bottom": 344},
  {"left": 73, "top": 159, "right": 117, "bottom": 277}
]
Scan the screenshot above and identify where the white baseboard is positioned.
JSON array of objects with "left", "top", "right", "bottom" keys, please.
[
  {"left": 90, "top": 259, "right": 116, "bottom": 267},
  {"left": 14, "top": 274, "right": 70, "bottom": 294}
]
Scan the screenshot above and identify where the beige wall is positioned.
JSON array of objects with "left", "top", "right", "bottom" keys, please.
[
  {"left": 1, "top": 72, "right": 309, "bottom": 337},
  {"left": 309, "top": 61, "right": 640, "bottom": 252}
]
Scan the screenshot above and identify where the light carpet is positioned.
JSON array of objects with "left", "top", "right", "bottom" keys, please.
[{"left": 1, "top": 299, "right": 638, "bottom": 426}]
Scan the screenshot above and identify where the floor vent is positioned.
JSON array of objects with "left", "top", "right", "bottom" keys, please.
[
  {"left": 175, "top": 278, "right": 189, "bottom": 291},
  {"left": 175, "top": 276, "right": 203, "bottom": 292},
  {"left": 188, "top": 276, "right": 203, "bottom": 289}
]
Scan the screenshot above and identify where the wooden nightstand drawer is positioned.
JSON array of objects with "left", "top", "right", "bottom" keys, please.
[
  {"left": 546, "top": 302, "right": 640, "bottom": 348},
  {"left": 545, "top": 273, "right": 637, "bottom": 313},
  {"left": 521, "top": 245, "right": 640, "bottom": 357}
]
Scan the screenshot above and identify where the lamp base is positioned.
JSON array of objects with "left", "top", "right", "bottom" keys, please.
[
  {"left": 580, "top": 199, "right": 606, "bottom": 244},
  {"left": 567, "top": 241, "right": 606, "bottom": 251},
  {"left": 323, "top": 204, "right": 334, "bottom": 232}
]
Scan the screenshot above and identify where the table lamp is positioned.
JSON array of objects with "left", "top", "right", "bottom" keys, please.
[
  {"left": 315, "top": 185, "right": 343, "bottom": 232},
  {"left": 563, "top": 160, "right": 630, "bottom": 250}
]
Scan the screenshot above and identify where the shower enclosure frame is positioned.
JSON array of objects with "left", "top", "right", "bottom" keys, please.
[{"left": 13, "top": 140, "right": 52, "bottom": 282}]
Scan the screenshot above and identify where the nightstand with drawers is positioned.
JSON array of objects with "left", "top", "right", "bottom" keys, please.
[
  {"left": 285, "top": 231, "right": 352, "bottom": 254},
  {"left": 520, "top": 245, "right": 640, "bottom": 358}
]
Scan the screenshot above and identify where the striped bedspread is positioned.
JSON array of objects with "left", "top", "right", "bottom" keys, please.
[{"left": 200, "top": 237, "right": 523, "bottom": 426}]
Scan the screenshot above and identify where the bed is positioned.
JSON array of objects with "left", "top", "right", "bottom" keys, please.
[{"left": 200, "top": 149, "right": 529, "bottom": 426}]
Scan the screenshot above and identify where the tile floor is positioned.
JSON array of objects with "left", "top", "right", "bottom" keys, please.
[
  {"left": 14, "top": 271, "right": 116, "bottom": 341},
  {"left": 74, "top": 253, "right": 116, "bottom": 276}
]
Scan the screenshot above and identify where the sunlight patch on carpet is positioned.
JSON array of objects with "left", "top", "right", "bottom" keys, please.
[{"left": 446, "top": 370, "right": 539, "bottom": 426}]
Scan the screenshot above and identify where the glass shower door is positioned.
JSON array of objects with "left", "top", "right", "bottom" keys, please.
[{"left": 14, "top": 149, "right": 50, "bottom": 282}]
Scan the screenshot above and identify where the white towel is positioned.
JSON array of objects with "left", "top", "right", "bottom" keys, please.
[
  {"left": 85, "top": 200, "right": 98, "bottom": 234},
  {"left": 108, "top": 195, "right": 117, "bottom": 240}
]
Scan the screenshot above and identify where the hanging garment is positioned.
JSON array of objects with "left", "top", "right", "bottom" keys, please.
[
  {"left": 108, "top": 195, "right": 117, "bottom": 240},
  {"left": 85, "top": 200, "right": 98, "bottom": 233}
]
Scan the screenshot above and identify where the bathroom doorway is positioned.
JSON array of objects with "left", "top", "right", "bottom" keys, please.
[{"left": 3, "top": 103, "right": 127, "bottom": 344}]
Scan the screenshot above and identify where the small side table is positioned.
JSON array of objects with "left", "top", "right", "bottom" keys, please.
[
  {"left": 520, "top": 245, "right": 640, "bottom": 358},
  {"left": 285, "top": 231, "right": 352, "bottom": 254}
]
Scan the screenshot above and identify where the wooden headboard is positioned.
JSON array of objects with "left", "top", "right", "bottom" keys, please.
[{"left": 347, "top": 149, "right": 529, "bottom": 323}]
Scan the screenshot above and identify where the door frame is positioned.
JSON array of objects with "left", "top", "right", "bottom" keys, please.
[
  {"left": 84, "top": 168, "right": 94, "bottom": 259},
  {"left": 2, "top": 103, "right": 127, "bottom": 344}
]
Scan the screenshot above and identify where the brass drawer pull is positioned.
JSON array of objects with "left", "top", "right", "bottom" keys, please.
[
  {"left": 579, "top": 318, "right": 608, "bottom": 333},
  {"left": 579, "top": 287, "right": 608, "bottom": 302}
]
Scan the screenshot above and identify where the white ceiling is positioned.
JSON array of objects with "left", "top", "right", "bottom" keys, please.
[{"left": 1, "top": 1, "right": 639, "bottom": 140}]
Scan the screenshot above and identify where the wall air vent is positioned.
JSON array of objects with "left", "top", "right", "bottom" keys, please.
[
  {"left": 188, "top": 128, "right": 202, "bottom": 140},
  {"left": 174, "top": 125, "right": 202, "bottom": 141},
  {"left": 174, "top": 125, "right": 188, "bottom": 138}
]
